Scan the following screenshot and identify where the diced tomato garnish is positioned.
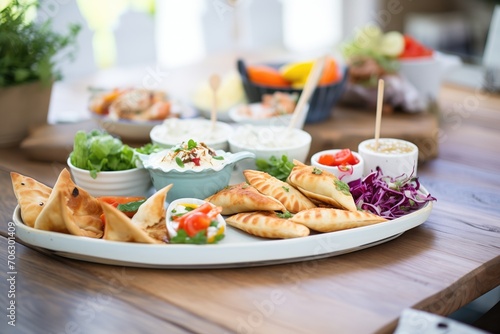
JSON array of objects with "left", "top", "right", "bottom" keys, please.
[
  {"left": 97, "top": 196, "right": 145, "bottom": 223},
  {"left": 192, "top": 157, "right": 201, "bottom": 166}
]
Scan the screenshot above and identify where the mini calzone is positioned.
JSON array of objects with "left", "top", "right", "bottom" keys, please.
[
  {"left": 10, "top": 172, "right": 52, "bottom": 228},
  {"left": 34, "top": 169, "right": 104, "bottom": 238},
  {"left": 287, "top": 162, "right": 357, "bottom": 212},
  {"left": 131, "top": 184, "right": 172, "bottom": 242},
  {"left": 205, "top": 182, "right": 286, "bottom": 215},
  {"left": 102, "top": 202, "right": 160, "bottom": 244},
  {"left": 291, "top": 208, "right": 387, "bottom": 232},
  {"left": 226, "top": 211, "right": 309, "bottom": 239},
  {"left": 243, "top": 170, "right": 316, "bottom": 213}
]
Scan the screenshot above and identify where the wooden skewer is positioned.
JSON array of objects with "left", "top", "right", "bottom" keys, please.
[
  {"left": 287, "top": 55, "right": 326, "bottom": 130},
  {"left": 374, "top": 79, "right": 385, "bottom": 151}
]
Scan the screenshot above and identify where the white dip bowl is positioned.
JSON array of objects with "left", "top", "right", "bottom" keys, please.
[
  {"left": 150, "top": 118, "right": 234, "bottom": 151},
  {"left": 358, "top": 138, "right": 419, "bottom": 178},
  {"left": 228, "top": 125, "right": 311, "bottom": 171}
]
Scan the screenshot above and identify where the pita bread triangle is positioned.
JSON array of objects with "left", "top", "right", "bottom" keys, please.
[
  {"left": 34, "top": 169, "right": 104, "bottom": 238},
  {"left": 131, "top": 184, "right": 172, "bottom": 242},
  {"left": 10, "top": 172, "right": 52, "bottom": 228},
  {"left": 102, "top": 202, "right": 161, "bottom": 244}
]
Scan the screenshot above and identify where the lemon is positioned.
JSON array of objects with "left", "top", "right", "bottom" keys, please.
[
  {"left": 354, "top": 24, "right": 383, "bottom": 50},
  {"left": 280, "top": 61, "right": 314, "bottom": 83},
  {"left": 379, "top": 31, "right": 405, "bottom": 57}
]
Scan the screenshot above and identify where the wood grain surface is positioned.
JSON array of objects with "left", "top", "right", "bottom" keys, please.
[{"left": 0, "top": 83, "right": 499, "bottom": 334}]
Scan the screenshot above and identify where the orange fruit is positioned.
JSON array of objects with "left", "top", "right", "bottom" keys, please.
[
  {"left": 319, "top": 57, "right": 341, "bottom": 85},
  {"left": 247, "top": 65, "right": 291, "bottom": 88}
]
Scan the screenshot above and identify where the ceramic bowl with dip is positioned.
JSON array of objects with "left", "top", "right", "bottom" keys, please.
[
  {"left": 228, "top": 125, "right": 311, "bottom": 171},
  {"left": 67, "top": 158, "right": 151, "bottom": 197},
  {"left": 140, "top": 140, "right": 255, "bottom": 202},
  {"left": 150, "top": 118, "right": 234, "bottom": 151},
  {"left": 358, "top": 138, "right": 419, "bottom": 178},
  {"left": 310, "top": 149, "right": 364, "bottom": 184}
]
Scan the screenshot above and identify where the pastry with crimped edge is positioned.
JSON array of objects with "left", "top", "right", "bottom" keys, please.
[
  {"left": 243, "top": 169, "right": 316, "bottom": 213},
  {"left": 205, "top": 182, "right": 286, "bottom": 215},
  {"left": 291, "top": 208, "right": 386, "bottom": 232},
  {"left": 226, "top": 211, "right": 309, "bottom": 239},
  {"left": 287, "top": 160, "right": 357, "bottom": 212}
]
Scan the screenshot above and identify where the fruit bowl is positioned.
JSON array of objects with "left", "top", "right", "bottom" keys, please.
[{"left": 237, "top": 59, "right": 349, "bottom": 123}]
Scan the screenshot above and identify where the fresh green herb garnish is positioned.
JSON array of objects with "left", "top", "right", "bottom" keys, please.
[
  {"left": 282, "top": 186, "right": 289, "bottom": 192},
  {"left": 334, "top": 179, "right": 352, "bottom": 196},
  {"left": 209, "top": 221, "right": 218, "bottom": 227},
  {"left": 135, "top": 143, "right": 162, "bottom": 155},
  {"left": 70, "top": 130, "right": 137, "bottom": 179},
  {"left": 255, "top": 155, "right": 295, "bottom": 182},
  {"left": 277, "top": 211, "right": 293, "bottom": 219},
  {"left": 170, "top": 229, "right": 207, "bottom": 244},
  {"left": 312, "top": 167, "right": 323, "bottom": 175},
  {"left": 187, "top": 139, "right": 197, "bottom": 150},
  {"left": 213, "top": 156, "right": 224, "bottom": 160},
  {"left": 117, "top": 199, "right": 146, "bottom": 213},
  {"left": 170, "top": 228, "right": 224, "bottom": 244},
  {"left": 175, "top": 157, "right": 185, "bottom": 168}
]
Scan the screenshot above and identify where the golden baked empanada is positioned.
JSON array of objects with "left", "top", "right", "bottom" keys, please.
[
  {"left": 131, "top": 184, "right": 172, "bottom": 242},
  {"left": 243, "top": 170, "right": 316, "bottom": 213},
  {"left": 34, "top": 169, "right": 104, "bottom": 238},
  {"left": 226, "top": 211, "right": 309, "bottom": 239},
  {"left": 291, "top": 208, "right": 386, "bottom": 232},
  {"left": 102, "top": 202, "right": 161, "bottom": 243},
  {"left": 10, "top": 172, "right": 52, "bottom": 227},
  {"left": 287, "top": 163, "right": 357, "bottom": 212},
  {"left": 205, "top": 183, "right": 286, "bottom": 215}
]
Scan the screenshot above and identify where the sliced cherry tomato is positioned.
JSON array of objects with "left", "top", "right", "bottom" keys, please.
[
  {"left": 333, "top": 149, "right": 358, "bottom": 166},
  {"left": 181, "top": 212, "right": 212, "bottom": 237},
  {"left": 174, "top": 202, "right": 213, "bottom": 225},
  {"left": 318, "top": 154, "right": 336, "bottom": 166},
  {"left": 317, "top": 149, "right": 359, "bottom": 167}
]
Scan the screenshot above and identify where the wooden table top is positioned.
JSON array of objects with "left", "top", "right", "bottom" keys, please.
[{"left": 1, "top": 74, "right": 499, "bottom": 332}]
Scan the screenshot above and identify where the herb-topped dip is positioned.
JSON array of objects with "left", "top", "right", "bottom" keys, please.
[{"left": 146, "top": 139, "right": 227, "bottom": 172}]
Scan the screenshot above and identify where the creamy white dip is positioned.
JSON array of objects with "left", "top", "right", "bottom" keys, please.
[
  {"left": 146, "top": 140, "right": 228, "bottom": 172},
  {"left": 230, "top": 125, "right": 304, "bottom": 150},
  {"left": 152, "top": 118, "right": 230, "bottom": 145}
]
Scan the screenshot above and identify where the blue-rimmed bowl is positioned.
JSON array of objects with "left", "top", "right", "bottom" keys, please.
[{"left": 140, "top": 150, "right": 255, "bottom": 202}]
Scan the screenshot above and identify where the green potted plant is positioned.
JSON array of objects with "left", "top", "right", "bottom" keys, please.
[{"left": 0, "top": 0, "right": 80, "bottom": 147}]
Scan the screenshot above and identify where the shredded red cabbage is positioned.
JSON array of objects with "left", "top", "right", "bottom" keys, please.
[{"left": 348, "top": 167, "right": 436, "bottom": 220}]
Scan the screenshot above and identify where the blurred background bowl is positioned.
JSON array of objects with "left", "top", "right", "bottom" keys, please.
[
  {"left": 237, "top": 59, "right": 349, "bottom": 124},
  {"left": 310, "top": 149, "right": 364, "bottom": 184},
  {"left": 150, "top": 118, "right": 234, "bottom": 151},
  {"left": 67, "top": 158, "right": 152, "bottom": 197},
  {"left": 228, "top": 125, "right": 311, "bottom": 171},
  {"left": 228, "top": 102, "right": 308, "bottom": 129}
]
